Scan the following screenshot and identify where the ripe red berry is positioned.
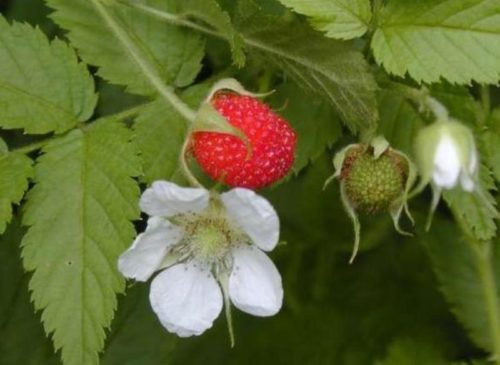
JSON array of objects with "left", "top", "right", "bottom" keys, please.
[{"left": 191, "top": 92, "right": 297, "bottom": 189}]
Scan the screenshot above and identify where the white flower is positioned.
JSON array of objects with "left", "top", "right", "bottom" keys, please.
[
  {"left": 432, "top": 131, "right": 477, "bottom": 192},
  {"left": 416, "top": 121, "right": 478, "bottom": 192},
  {"left": 118, "top": 181, "right": 283, "bottom": 338}
]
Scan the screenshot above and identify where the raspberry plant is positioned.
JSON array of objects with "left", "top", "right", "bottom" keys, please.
[{"left": 0, "top": 0, "right": 499, "bottom": 364}]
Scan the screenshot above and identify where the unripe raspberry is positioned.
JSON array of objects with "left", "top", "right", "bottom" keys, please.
[{"left": 342, "top": 146, "right": 408, "bottom": 214}]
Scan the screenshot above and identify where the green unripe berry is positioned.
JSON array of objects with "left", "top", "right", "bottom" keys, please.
[{"left": 342, "top": 147, "right": 408, "bottom": 214}]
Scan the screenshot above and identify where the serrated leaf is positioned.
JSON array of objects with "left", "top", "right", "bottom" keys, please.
[
  {"left": 268, "top": 82, "right": 342, "bottom": 172},
  {"left": 0, "top": 16, "right": 96, "bottom": 134},
  {"left": 46, "top": 0, "right": 204, "bottom": 95},
  {"left": 175, "top": 0, "right": 245, "bottom": 66},
  {"left": 423, "top": 218, "right": 500, "bottom": 354},
  {"left": 22, "top": 122, "right": 141, "bottom": 365},
  {"left": 372, "top": 0, "right": 500, "bottom": 84},
  {"left": 239, "top": 16, "right": 378, "bottom": 133},
  {"left": 277, "top": 0, "right": 372, "bottom": 40},
  {"left": 0, "top": 219, "right": 61, "bottom": 365},
  {"left": 0, "top": 151, "right": 33, "bottom": 234},
  {"left": 443, "top": 166, "right": 498, "bottom": 241}
]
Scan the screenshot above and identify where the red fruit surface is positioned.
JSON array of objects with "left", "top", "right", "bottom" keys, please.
[{"left": 191, "top": 93, "right": 297, "bottom": 189}]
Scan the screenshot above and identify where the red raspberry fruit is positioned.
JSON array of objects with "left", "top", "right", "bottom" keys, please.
[{"left": 191, "top": 93, "right": 297, "bottom": 189}]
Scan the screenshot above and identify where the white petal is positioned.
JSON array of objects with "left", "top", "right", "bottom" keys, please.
[
  {"left": 229, "top": 245, "right": 283, "bottom": 317},
  {"left": 432, "top": 136, "right": 460, "bottom": 189},
  {"left": 220, "top": 188, "right": 279, "bottom": 251},
  {"left": 140, "top": 181, "right": 209, "bottom": 217},
  {"left": 149, "top": 263, "right": 223, "bottom": 337},
  {"left": 118, "top": 217, "right": 183, "bottom": 281}
]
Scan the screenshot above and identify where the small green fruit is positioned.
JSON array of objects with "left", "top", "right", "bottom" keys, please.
[{"left": 342, "top": 146, "right": 408, "bottom": 214}]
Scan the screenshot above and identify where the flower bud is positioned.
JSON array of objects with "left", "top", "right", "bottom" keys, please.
[{"left": 415, "top": 121, "right": 478, "bottom": 192}]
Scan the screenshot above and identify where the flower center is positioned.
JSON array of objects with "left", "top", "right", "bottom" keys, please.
[
  {"left": 172, "top": 206, "right": 247, "bottom": 265},
  {"left": 190, "top": 223, "right": 231, "bottom": 261}
]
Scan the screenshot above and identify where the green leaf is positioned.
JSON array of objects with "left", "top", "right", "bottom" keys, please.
[
  {"left": 443, "top": 165, "right": 499, "bottom": 242},
  {"left": 239, "top": 15, "right": 379, "bottom": 133},
  {"left": 0, "top": 219, "right": 60, "bottom": 365},
  {"left": 377, "top": 88, "right": 424, "bottom": 155},
  {"left": 481, "top": 108, "right": 500, "bottom": 183},
  {"left": 375, "top": 336, "right": 448, "bottom": 365},
  {"left": 277, "top": 0, "right": 372, "bottom": 40},
  {"left": 423, "top": 216, "right": 500, "bottom": 353},
  {"left": 46, "top": 0, "right": 204, "bottom": 95},
  {"left": 268, "top": 82, "right": 342, "bottom": 173},
  {"left": 134, "top": 99, "right": 187, "bottom": 183},
  {"left": 0, "top": 151, "right": 33, "bottom": 234},
  {"left": 0, "top": 16, "right": 96, "bottom": 134},
  {"left": 134, "top": 83, "right": 208, "bottom": 184},
  {"left": 371, "top": 0, "right": 500, "bottom": 84},
  {"left": 175, "top": 0, "right": 245, "bottom": 66},
  {"left": 22, "top": 121, "right": 141, "bottom": 365}
]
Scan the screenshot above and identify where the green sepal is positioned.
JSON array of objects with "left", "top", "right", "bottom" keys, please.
[
  {"left": 339, "top": 182, "right": 361, "bottom": 264},
  {"left": 390, "top": 148, "right": 417, "bottom": 235},
  {"left": 426, "top": 185, "right": 442, "bottom": 231},
  {"left": 191, "top": 78, "right": 270, "bottom": 159},
  {"left": 370, "top": 135, "right": 390, "bottom": 159},
  {"left": 204, "top": 78, "right": 273, "bottom": 102},
  {"left": 192, "top": 102, "right": 252, "bottom": 159},
  {"left": 323, "top": 143, "right": 357, "bottom": 190}
]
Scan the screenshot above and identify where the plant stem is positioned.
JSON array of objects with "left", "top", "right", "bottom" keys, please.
[
  {"left": 452, "top": 208, "right": 500, "bottom": 363},
  {"left": 179, "top": 133, "right": 203, "bottom": 188},
  {"left": 119, "top": 0, "right": 222, "bottom": 39},
  {"left": 385, "top": 82, "right": 449, "bottom": 122},
  {"left": 90, "top": 0, "right": 196, "bottom": 123}
]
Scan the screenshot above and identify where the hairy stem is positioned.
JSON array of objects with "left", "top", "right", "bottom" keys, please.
[
  {"left": 385, "top": 82, "right": 449, "bottom": 122},
  {"left": 90, "top": 0, "right": 196, "bottom": 122},
  {"left": 452, "top": 207, "right": 500, "bottom": 363}
]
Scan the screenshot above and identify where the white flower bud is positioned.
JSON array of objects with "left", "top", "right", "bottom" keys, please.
[{"left": 415, "top": 121, "right": 478, "bottom": 191}]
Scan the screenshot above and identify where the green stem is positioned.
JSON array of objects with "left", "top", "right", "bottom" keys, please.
[
  {"left": 218, "top": 273, "right": 235, "bottom": 348},
  {"left": 118, "top": 0, "right": 222, "bottom": 39},
  {"left": 385, "top": 82, "right": 449, "bottom": 122},
  {"left": 90, "top": 0, "right": 196, "bottom": 123},
  {"left": 179, "top": 133, "right": 203, "bottom": 188},
  {"left": 452, "top": 208, "right": 500, "bottom": 363}
]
